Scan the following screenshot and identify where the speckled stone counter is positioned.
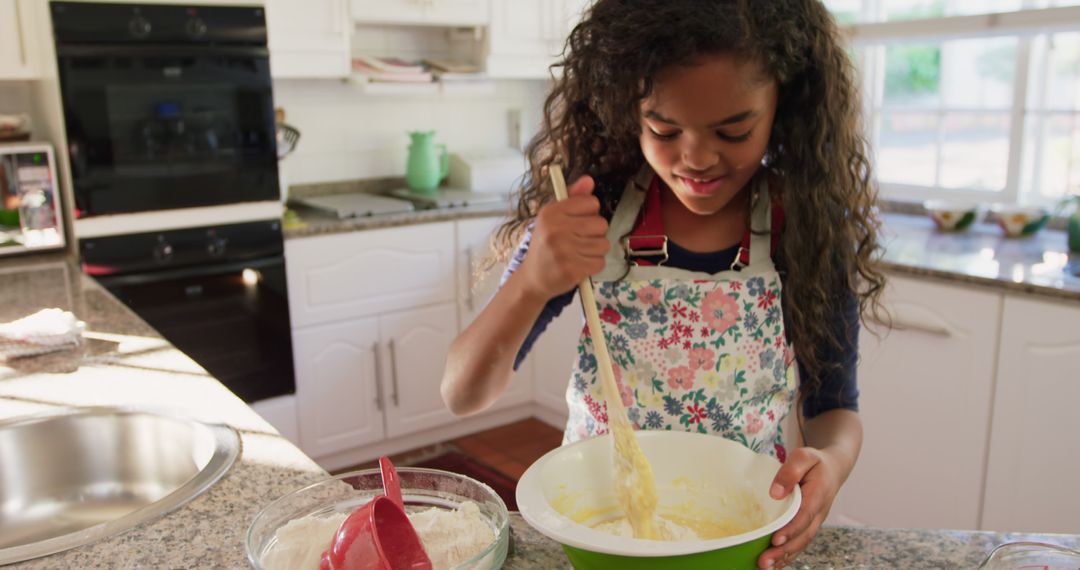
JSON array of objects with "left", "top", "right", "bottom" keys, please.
[
  {"left": 506, "top": 513, "right": 1080, "bottom": 569},
  {"left": 4, "top": 256, "right": 1080, "bottom": 568},
  {"left": 286, "top": 196, "right": 1080, "bottom": 303},
  {"left": 0, "top": 255, "right": 328, "bottom": 569},
  {"left": 880, "top": 213, "right": 1080, "bottom": 302},
  {"left": 284, "top": 201, "right": 511, "bottom": 238}
]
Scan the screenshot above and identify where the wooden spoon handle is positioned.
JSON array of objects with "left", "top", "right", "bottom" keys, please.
[{"left": 548, "top": 165, "right": 625, "bottom": 425}]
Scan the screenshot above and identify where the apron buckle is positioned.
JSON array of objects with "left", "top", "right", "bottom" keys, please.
[
  {"left": 622, "top": 234, "right": 669, "bottom": 266},
  {"left": 730, "top": 246, "right": 749, "bottom": 271}
]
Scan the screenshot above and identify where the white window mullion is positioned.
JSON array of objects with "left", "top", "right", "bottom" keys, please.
[
  {"left": 1004, "top": 38, "right": 1033, "bottom": 203},
  {"left": 933, "top": 45, "right": 947, "bottom": 189},
  {"left": 1029, "top": 35, "right": 1053, "bottom": 201}
]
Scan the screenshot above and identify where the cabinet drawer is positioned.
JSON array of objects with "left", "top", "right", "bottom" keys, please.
[{"left": 286, "top": 223, "right": 456, "bottom": 327}]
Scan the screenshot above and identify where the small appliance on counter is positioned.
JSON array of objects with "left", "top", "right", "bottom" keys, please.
[
  {"left": 388, "top": 187, "right": 509, "bottom": 209},
  {"left": 0, "top": 143, "right": 67, "bottom": 256},
  {"left": 447, "top": 148, "right": 526, "bottom": 194},
  {"left": 293, "top": 193, "right": 415, "bottom": 219}
]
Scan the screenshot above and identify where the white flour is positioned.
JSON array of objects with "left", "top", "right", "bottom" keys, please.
[
  {"left": 409, "top": 501, "right": 496, "bottom": 568},
  {"left": 261, "top": 501, "right": 495, "bottom": 570},
  {"left": 260, "top": 512, "right": 346, "bottom": 570}
]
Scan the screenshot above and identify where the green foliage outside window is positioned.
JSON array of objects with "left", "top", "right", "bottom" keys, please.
[{"left": 885, "top": 45, "right": 941, "bottom": 98}]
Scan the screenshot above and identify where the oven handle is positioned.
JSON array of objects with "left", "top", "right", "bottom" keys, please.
[
  {"left": 57, "top": 45, "right": 270, "bottom": 58},
  {"left": 93, "top": 255, "right": 284, "bottom": 287}
]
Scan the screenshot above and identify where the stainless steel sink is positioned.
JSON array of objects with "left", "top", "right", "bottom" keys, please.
[{"left": 0, "top": 407, "right": 241, "bottom": 565}]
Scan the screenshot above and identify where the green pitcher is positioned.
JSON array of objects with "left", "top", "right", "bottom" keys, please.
[{"left": 406, "top": 131, "right": 449, "bottom": 194}]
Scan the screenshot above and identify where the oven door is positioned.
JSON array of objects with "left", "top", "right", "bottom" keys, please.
[
  {"left": 96, "top": 255, "right": 294, "bottom": 403},
  {"left": 58, "top": 45, "right": 279, "bottom": 218}
]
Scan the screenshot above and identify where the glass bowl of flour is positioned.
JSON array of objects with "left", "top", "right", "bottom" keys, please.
[{"left": 246, "top": 467, "right": 509, "bottom": 570}]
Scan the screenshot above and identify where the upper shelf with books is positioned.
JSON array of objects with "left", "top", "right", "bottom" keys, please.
[{"left": 348, "top": 55, "right": 494, "bottom": 95}]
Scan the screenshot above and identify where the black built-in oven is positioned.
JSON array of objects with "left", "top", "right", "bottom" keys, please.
[
  {"left": 52, "top": 2, "right": 279, "bottom": 218},
  {"left": 81, "top": 220, "right": 294, "bottom": 403}
]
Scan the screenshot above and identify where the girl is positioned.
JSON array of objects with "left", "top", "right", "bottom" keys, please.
[{"left": 441, "top": 0, "right": 885, "bottom": 567}]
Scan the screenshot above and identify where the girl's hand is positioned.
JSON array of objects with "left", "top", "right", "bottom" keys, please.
[
  {"left": 758, "top": 447, "right": 843, "bottom": 569},
  {"left": 518, "top": 174, "right": 609, "bottom": 300}
]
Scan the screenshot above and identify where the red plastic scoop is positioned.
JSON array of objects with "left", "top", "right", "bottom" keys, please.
[{"left": 319, "top": 457, "right": 432, "bottom": 570}]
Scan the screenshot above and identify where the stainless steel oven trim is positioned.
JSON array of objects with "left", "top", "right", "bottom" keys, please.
[{"left": 74, "top": 201, "right": 283, "bottom": 238}]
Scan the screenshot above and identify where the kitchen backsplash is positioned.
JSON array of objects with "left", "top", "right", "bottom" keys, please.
[{"left": 272, "top": 79, "right": 548, "bottom": 186}]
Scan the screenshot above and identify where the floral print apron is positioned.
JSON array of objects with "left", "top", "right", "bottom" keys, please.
[{"left": 563, "top": 170, "right": 798, "bottom": 460}]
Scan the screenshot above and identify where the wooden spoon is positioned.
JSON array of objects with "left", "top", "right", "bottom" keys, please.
[{"left": 549, "top": 165, "right": 660, "bottom": 539}]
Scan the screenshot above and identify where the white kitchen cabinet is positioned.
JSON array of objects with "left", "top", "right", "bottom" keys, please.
[
  {"left": 266, "top": 0, "right": 351, "bottom": 79},
  {"left": 285, "top": 222, "right": 455, "bottom": 328},
  {"left": 455, "top": 217, "right": 533, "bottom": 410},
  {"left": 292, "top": 300, "right": 460, "bottom": 456},
  {"left": 531, "top": 296, "right": 582, "bottom": 421},
  {"left": 486, "top": 0, "right": 590, "bottom": 79},
  {"left": 293, "top": 316, "right": 385, "bottom": 457},
  {"left": 0, "top": 0, "right": 38, "bottom": 79},
  {"left": 831, "top": 275, "right": 1002, "bottom": 530},
  {"left": 379, "top": 303, "right": 459, "bottom": 438},
  {"left": 351, "top": 0, "right": 487, "bottom": 26},
  {"left": 982, "top": 296, "right": 1080, "bottom": 534}
]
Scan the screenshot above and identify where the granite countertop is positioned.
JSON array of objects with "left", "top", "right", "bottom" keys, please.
[
  {"left": 0, "top": 255, "right": 328, "bottom": 569},
  {"left": 285, "top": 185, "right": 1080, "bottom": 303},
  {"left": 879, "top": 213, "right": 1080, "bottom": 302},
  {"left": 2, "top": 256, "right": 1080, "bottom": 567}
]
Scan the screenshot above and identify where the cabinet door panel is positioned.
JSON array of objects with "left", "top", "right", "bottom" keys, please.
[
  {"left": 983, "top": 296, "right": 1080, "bottom": 534},
  {"left": 266, "top": 0, "right": 350, "bottom": 78},
  {"left": 286, "top": 223, "right": 456, "bottom": 327},
  {"left": 456, "top": 217, "right": 533, "bottom": 409},
  {"left": 381, "top": 304, "right": 458, "bottom": 438},
  {"left": 531, "top": 297, "right": 582, "bottom": 421},
  {"left": 0, "top": 0, "right": 36, "bottom": 79},
  {"left": 294, "top": 318, "right": 385, "bottom": 457},
  {"left": 832, "top": 275, "right": 1001, "bottom": 530}
]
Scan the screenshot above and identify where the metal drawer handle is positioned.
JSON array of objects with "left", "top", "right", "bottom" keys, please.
[
  {"left": 372, "top": 342, "right": 384, "bottom": 411},
  {"left": 389, "top": 339, "right": 400, "bottom": 407}
]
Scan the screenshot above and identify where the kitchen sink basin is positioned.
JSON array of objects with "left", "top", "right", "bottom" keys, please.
[{"left": 0, "top": 407, "right": 241, "bottom": 565}]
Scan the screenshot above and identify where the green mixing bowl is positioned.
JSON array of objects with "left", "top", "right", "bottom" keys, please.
[{"left": 516, "top": 431, "right": 800, "bottom": 570}]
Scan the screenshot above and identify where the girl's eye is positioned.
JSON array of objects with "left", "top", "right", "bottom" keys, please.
[
  {"left": 649, "top": 129, "right": 679, "bottom": 141},
  {"left": 719, "top": 130, "right": 753, "bottom": 143}
]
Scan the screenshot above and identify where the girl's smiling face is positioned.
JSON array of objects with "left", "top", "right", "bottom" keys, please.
[{"left": 639, "top": 54, "right": 778, "bottom": 217}]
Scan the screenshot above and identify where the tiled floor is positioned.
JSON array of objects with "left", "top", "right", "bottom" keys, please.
[{"left": 331, "top": 417, "right": 563, "bottom": 480}]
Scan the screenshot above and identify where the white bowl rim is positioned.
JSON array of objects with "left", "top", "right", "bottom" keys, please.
[
  {"left": 515, "top": 431, "right": 802, "bottom": 557},
  {"left": 246, "top": 466, "right": 510, "bottom": 569}
]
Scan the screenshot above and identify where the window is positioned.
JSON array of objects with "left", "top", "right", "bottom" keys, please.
[{"left": 825, "top": 0, "right": 1080, "bottom": 206}]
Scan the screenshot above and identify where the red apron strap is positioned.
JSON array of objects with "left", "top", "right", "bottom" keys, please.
[
  {"left": 622, "top": 176, "right": 668, "bottom": 266},
  {"left": 624, "top": 175, "right": 781, "bottom": 269}
]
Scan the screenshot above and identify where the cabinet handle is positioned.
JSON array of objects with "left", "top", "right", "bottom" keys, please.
[
  {"left": 372, "top": 342, "right": 385, "bottom": 411},
  {"left": 389, "top": 339, "right": 400, "bottom": 407},
  {"left": 465, "top": 246, "right": 475, "bottom": 311},
  {"left": 869, "top": 312, "right": 954, "bottom": 338},
  {"left": 14, "top": 0, "right": 27, "bottom": 66}
]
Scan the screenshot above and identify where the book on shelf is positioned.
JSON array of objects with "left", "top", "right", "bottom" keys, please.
[
  {"left": 432, "top": 70, "right": 488, "bottom": 82},
  {"left": 351, "top": 59, "right": 433, "bottom": 83},
  {"left": 422, "top": 58, "right": 481, "bottom": 74},
  {"left": 353, "top": 55, "right": 426, "bottom": 73}
]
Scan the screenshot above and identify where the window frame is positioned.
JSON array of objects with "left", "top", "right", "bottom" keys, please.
[{"left": 840, "top": 4, "right": 1080, "bottom": 205}]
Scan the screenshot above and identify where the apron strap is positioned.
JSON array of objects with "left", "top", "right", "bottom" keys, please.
[{"left": 626, "top": 175, "right": 782, "bottom": 270}]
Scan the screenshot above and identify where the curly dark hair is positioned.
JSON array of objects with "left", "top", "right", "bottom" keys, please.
[{"left": 495, "top": 0, "right": 886, "bottom": 406}]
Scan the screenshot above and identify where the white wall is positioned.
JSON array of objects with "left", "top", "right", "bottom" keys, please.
[{"left": 273, "top": 79, "right": 549, "bottom": 185}]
